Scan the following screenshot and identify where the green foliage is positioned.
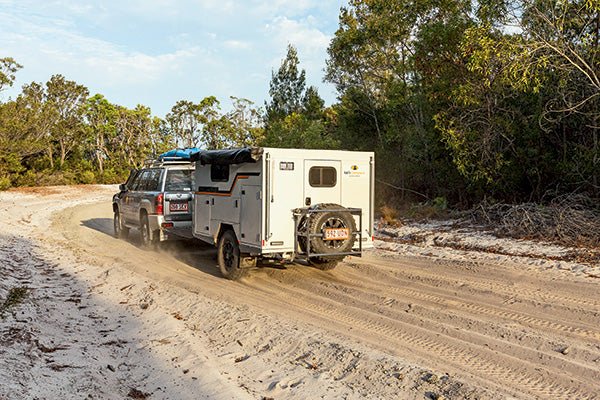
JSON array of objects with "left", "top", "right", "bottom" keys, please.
[
  {"left": 166, "top": 96, "right": 263, "bottom": 150},
  {"left": 265, "top": 45, "right": 307, "bottom": 122},
  {"left": 79, "top": 170, "right": 96, "bottom": 184},
  {"left": 264, "top": 45, "right": 333, "bottom": 150},
  {"left": 224, "top": 96, "right": 265, "bottom": 147},
  {"left": 326, "top": 0, "right": 600, "bottom": 204},
  {"left": 0, "top": 177, "right": 10, "bottom": 191},
  {"left": 0, "top": 56, "right": 264, "bottom": 190},
  {"left": 0, "top": 57, "right": 21, "bottom": 92},
  {"left": 97, "top": 168, "right": 124, "bottom": 184},
  {"left": 261, "top": 113, "right": 339, "bottom": 149},
  {"left": 2, "top": 0, "right": 598, "bottom": 206}
]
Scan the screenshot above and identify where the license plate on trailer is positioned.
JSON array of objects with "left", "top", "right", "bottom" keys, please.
[
  {"left": 324, "top": 228, "right": 350, "bottom": 240},
  {"left": 169, "top": 202, "right": 188, "bottom": 212}
]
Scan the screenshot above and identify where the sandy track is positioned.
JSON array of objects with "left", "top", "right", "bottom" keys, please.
[{"left": 51, "top": 196, "right": 600, "bottom": 399}]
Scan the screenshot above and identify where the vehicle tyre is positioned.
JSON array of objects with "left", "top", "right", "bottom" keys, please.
[
  {"left": 140, "top": 214, "right": 157, "bottom": 249},
  {"left": 217, "top": 230, "right": 246, "bottom": 280},
  {"left": 113, "top": 209, "right": 129, "bottom": 239},
  {"left": 305, "top": 203, "right": 356, "bottom": 257},
  {"left": 308, "top": 256, "right": 342, "bottom": 271}
]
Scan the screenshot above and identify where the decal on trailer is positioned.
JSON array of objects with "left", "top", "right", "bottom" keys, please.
[{"left": 344, "top": 165, "right": 365, "bottom": 177}]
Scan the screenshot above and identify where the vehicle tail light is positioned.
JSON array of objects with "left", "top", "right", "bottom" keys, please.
[
  {"left": 161, "top": 222, "right": 173, "bottom": 228},
  {"left": 156, "top": 193, "right": 164, "bottom": 215}
]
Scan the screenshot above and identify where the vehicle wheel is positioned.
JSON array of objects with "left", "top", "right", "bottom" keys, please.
[
  {"left": 305, "top": 203, "right": 356, "bottom": 256},
  {"left": 217, "top": 230, "right": 246, "bottom": 280},
  {"left": 308, "top": 257, "right": 342, "bottom": 271},
  {"left": 140, "top": 214, "right": 157, "bottom": 248},
  {"left": 113, "top": 209, "right": 129, "bottom": 239}
]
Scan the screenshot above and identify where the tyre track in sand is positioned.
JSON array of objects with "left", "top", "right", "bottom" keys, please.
[
  {"left": 244, "top": 270, "right": 598, "bottom": 399},
  {"left": 55, "top": 200, "right": 600, "bottom": 399},
  {"left": 334, "top": 262, "right": 600, "bottom": 341}
]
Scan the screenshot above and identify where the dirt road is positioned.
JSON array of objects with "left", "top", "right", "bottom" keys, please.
[{"left": 2, "top": 186, "right": 599, "bottom": 399}]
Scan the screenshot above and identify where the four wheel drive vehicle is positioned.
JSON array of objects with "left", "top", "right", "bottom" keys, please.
[
  {"left": 189, "top": 147, "right": 375, "bottom": 280},
  {"left": 112, "top": 160, "right": 195, "bottom": 246}
]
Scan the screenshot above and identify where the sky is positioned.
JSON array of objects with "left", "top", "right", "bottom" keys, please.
[{"left": 0, "top": 0, "right": 347, "bottom": 117}]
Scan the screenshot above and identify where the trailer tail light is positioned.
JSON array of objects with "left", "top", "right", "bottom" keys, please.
[
  {"left": 161, "top": 222, "right": 173, "bottom": 228},
  {"left": 156, "top": 193, "right": 164, "bottom": 215}
]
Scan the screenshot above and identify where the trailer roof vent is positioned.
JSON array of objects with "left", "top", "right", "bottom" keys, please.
[{"left": 309, "top": 166, "right": 337, "bottom": 187}]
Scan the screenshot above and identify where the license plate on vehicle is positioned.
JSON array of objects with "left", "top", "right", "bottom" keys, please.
[
  {"left": 169, "top": 202, "right": 188, "bottom": 212},
  {"left": 324, "top": 228, "right": 350, "bottom": 240}
]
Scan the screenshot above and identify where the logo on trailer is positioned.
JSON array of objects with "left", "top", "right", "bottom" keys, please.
[{"left": 344, "top": 164, "right": 365, "bottom": 177}]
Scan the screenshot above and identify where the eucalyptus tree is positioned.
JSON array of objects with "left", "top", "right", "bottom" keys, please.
[
  {"left": 166, "top": 100, "right": 202, "bottom": 148},
  {"left": 45, "top": 74, "right": 89, "bottom": 168},
  {"left": 224, "top": 96, "right": 264, "bottom": 147},
  {"left": 85, "top": 94, "right": 117, "bottom": 174},
  {"left": 326, "top": 0, "right": 474, "bottom": 200}
]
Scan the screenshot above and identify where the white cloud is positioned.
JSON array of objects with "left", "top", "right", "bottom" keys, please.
[
  {"left": 264, "top": 15, "right": 333, "bottom": 96},
  {"left": 224, "top": 40, "right": 252, "bottom": 50},
  {"left": 266, "top": 16, "right": 330, "bottom": 54}
]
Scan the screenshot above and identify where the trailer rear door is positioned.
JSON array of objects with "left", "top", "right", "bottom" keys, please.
[{"left": 304, "top": 160, "right": 341, "bottom": 206}]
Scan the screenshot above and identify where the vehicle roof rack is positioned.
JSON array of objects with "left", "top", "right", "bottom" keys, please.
[{"left": 143, "top": 157, "right": 195, "bottom": 167}]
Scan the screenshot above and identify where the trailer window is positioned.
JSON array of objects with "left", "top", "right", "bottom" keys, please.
[
  {"left": 211, "top": 164, "right": 229, "bottom": 182},
  {"left": 309, "top": 166, "right": 337, "bottom": 187}
]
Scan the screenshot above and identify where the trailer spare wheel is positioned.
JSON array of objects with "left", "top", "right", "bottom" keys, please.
[{"left": 306, "top": 203, "right": 356, "bottom": 257}]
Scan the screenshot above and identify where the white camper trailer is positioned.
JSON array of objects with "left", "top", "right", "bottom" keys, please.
[{"left": 190, "top": 147, "right": 374, "bottom": 279}]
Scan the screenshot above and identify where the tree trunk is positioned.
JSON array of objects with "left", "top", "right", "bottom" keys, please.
[
  {"left": 96, "top": 134, "right": 104, "bottom": 174},
  {"left": 59, "top": 139, "right": 66, "bottom": 167},
  {"left": 47, "top": 147, "right": 54, "bottom": 169}
]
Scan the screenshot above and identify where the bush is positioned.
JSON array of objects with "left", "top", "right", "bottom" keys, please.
[
  {"left": 98, "top": 168, "right": 123, "bottom": 184},
  {"left": 380, "top": 205, "right": 400, "bottom": 225},
  {"left": 79, "top": 170, "right": 96, "bottom": 184},
  {"left": 0, "top": 177, "right": 11, "bottom": 191},
  {"left": 15, "top": 170, "right": 39, "bottom": 187}
]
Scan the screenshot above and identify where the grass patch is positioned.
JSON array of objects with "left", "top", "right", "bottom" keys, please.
[{"left": 0, "top": 287, "right": 29, "bottom": 319}]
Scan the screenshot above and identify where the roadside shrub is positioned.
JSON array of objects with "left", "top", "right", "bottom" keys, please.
[
  {"left": 432, "top": 196, "right": 448, "bottom": 211},
  {"left": 79, "top": 170, "right": 96, "bottom": 184},
  {"left": 15, "top": 170, "right": 39, "bottom": 187},
  {"left": 380, "top": 205, "right": 400, "bottom": 225},
  {"left": 98, "top": 168, "right": 122, "bottom": 184},
  {"left": 0, "top": 177, "right": 11, "bottom": 191}
]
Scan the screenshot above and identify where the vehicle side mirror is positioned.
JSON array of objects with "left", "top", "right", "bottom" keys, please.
[{"left": 119, "top": 184, "right": 127, "bottom": 192}]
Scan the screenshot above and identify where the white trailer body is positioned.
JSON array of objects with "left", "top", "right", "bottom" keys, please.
[{"left": 191, "top": 147, "right": 374, "bottom": 277}]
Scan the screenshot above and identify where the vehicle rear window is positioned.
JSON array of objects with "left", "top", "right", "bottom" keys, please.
[
  {"left": 309, "top": 166, "right": 337, "bottom": 187},
  {"left": 165, "top": 169, "right": 193, "bottom": 191}
]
